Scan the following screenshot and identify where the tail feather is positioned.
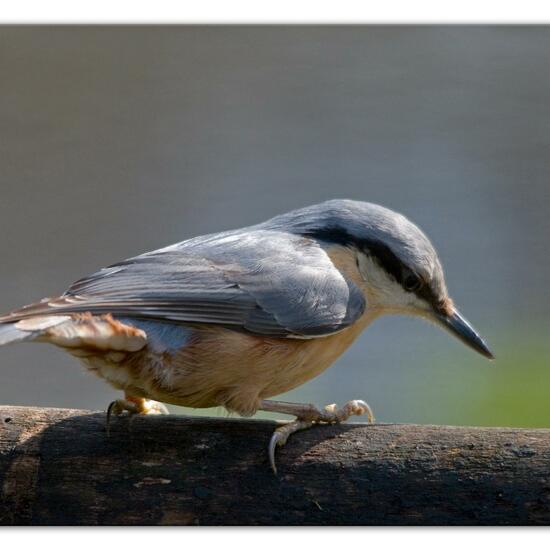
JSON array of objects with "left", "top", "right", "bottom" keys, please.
[
  {"left": 0, "top": 315, "right": 70, "bottom": 347},
  {"left": 0, "top": 314, "right": 147, "bottom": 353},
  {"left": 0, "top": 323, "right": 36, "bottom": 346}
]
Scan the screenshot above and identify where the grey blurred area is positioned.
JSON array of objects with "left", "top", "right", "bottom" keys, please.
[{"left": 0, "top": 26, "right": 549, "bottom": 426}]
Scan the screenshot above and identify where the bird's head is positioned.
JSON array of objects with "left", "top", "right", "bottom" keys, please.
[{"left": 278, "top": 199, "right": 493, "bottom": 359}]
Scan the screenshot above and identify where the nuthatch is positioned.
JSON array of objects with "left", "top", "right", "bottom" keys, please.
[{"left": 0, "top": 199, "right": 492, "bottom": 472}]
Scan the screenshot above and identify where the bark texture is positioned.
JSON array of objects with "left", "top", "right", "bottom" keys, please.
[{"left": 0, "top": 405, "right": 549, "bottom": 525}]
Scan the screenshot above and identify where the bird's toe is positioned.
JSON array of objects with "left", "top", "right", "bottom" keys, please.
[{"left": 268, "top": 419, "right": 313, "bottom": 475}]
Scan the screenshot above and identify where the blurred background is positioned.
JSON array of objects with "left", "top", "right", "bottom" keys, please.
[{"left": 0, "top": 26, "right": 548, "bottom": 427}]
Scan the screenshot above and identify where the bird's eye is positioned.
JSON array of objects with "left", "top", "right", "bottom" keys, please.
[{"left": 402, "top": 270, "right": 422, "bottom": 292}]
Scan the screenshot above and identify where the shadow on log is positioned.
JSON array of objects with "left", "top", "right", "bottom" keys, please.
[{"left": 0, "top": 405, "right": 549, "bottom": 525}]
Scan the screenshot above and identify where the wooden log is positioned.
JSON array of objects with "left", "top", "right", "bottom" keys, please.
[{"left": 0, "top": 405, "right": 549, "bottom": 525}]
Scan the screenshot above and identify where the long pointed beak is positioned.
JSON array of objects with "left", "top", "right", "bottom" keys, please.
[{"left": 436, "top": 308, "right": 494, "bottom": 360}]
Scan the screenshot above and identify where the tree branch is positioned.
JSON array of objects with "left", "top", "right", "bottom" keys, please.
[{"left": 0, "top": 405, "right": 549, "bottom": 525}]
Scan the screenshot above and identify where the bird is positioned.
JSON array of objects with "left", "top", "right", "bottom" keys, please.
[{"left": 0, "top": 199, "right": 493, "bottom": 473}]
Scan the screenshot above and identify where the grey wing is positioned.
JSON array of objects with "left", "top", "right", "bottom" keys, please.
[{"left": 2, "top": 229, "right": 365, "bottom": 338}]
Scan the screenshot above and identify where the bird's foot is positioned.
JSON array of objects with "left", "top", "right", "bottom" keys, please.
[
  {"left": 106, "top": 396, "right": 169, "bottom": 434},
  {"left": 261, "top": 399, "right": 374, "bottom": 474}
]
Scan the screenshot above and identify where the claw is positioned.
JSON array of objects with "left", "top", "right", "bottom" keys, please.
[
  {"left": 339, "top": 399, "right": 375, "bottom": 423},
  {"left": 105, "top": 397, "right": 168, "bottom": 435},
  {"left": 268, "top": 431, "right": 281, "bottom": 475},
  {"left": 106, "top": 402, "right": 114, "bottom": 436},
  {"left": 268, "top": 419, "right": 313, "bottom": 475},
  {"left": 106, "top": 399, "right": 135, "bottom": 436},
  {"left": 321, "top": 399, "right": 374, "bottom": 423},
  {"left": 106, "top": 401, "right": 116, "bottom": 435}
]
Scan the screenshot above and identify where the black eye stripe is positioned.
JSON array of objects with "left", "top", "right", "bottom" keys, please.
[
  {"left": 300, "top": 226, "right": 404, "bottom": 285},
  {"left": 361, "top": 241, "right": 403, "bottom": 285},
  {"left": 301, "top": 225, "right": 437, "bottom": 291},
  {"left": 300, "top": 224, "right": 442, "bottom": 309}
]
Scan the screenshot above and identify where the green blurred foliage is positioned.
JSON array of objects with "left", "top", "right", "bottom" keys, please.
[{"left": 455, "top": 335, "right": 550, "bottom": 428}]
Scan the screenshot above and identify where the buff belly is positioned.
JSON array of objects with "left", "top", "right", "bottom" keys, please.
[{"left": 78, "top": 312, "right": 378, "bottom": 417}]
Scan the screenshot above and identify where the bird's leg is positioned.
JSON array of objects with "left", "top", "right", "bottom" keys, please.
[
  {"left": 259, "top": 399, "right": 374, "bottom": 474},
  {"left": 106, "top": 394, "right": 169, "bottom": 434}
]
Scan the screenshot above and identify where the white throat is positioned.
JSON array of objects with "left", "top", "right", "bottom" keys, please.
[{"left": 357, "top": 252, "right": 428, "bottom": 315}]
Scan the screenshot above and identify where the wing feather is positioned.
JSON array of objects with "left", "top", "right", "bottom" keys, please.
[{"left": 1, "top": 229, "right": 365, "bottom": 338}]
